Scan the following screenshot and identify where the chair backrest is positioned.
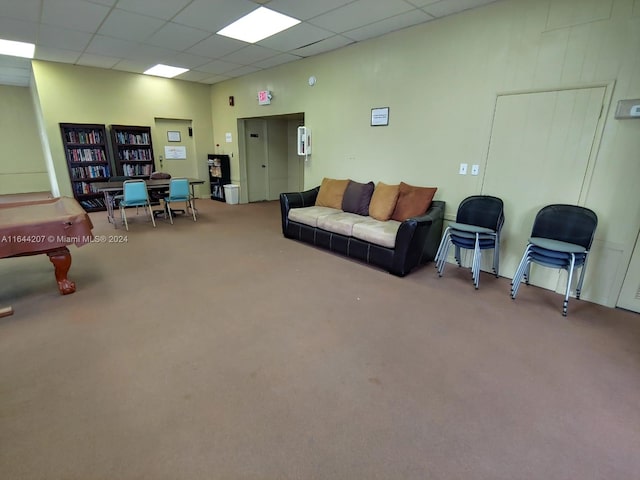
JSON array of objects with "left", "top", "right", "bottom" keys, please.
[
  {"left": 169, "top": 178, "right": 190, "bottom": 198},
  {"left": 531, "top": 204, "right": 598, "bottom": 250},
  {"left": 456, "top": 195, "right": 505, "bottom": 231},
  {"left": 123, "top": 179, "right": 149, "bottom": 203}
]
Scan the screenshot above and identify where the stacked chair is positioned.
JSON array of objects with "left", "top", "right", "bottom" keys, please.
[
  {"left": 511, "top": 204, "right": 597, "bottom": 316},
  {"left": 435, "top": 195, "right": 505, "bottom": 289}
]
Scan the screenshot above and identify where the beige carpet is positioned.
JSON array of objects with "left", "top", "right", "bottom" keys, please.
[{"left": 1, "top": 199, "right": 639, "bottom": 480}]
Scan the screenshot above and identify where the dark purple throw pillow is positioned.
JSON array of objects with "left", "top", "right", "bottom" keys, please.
[{"left": 342, "top": 180, "right": 375, "bottom": 216}]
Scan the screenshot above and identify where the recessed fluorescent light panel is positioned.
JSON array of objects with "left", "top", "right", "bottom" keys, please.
[
  {"left": 217, "top": 6, "right": 301, "bottom": 43},
  {"left": 0, "top": 39, "right": 35, "bottom": 58},
  {"left": 143, "top": 64, "right": 189, "bottom": 78}
]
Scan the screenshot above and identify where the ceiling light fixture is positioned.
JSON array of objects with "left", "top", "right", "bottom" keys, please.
[
  {"left": 217, "top": 6, "right": 301, "bottom": 44},
  {"left": 0, "top": 38, "right": 35, "bottom": 58},
  {"left": 143, "top": 64, "right": 189, "bottom": 78}
]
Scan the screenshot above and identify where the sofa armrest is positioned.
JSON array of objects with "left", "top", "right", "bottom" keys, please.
[
  {"left": 392, "top": 200, "right": 445, "bottom": 275},
  {"left": 279, "top": 186, "right": 320, "bottom": 236}
]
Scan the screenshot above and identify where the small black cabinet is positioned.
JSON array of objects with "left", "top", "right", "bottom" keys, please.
[{"left": 208, "top": 154, "right": 230, "bottom": 202}]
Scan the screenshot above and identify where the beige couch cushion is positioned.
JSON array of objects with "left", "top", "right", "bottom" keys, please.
[
  {"left": 288, "top": 206, "right": 341, "bottom": 227},
  {"left": 352, "top": 217, "right": 402, "bottom": 248},
  {"left": 317, "top": 211, "right": 368, "bottom": 236}
]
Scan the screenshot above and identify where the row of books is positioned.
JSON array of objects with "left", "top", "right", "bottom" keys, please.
[
  {"left": 79, "top": 198, "right": 106, "bottom": 210},
  {"left": 117, "top": 149, "right": 153, "bottom": 161},
  {"left": 67, "top": 148, "right": 107, "bottom": 163},
  {"left": 65, "top": 130, "right": 103, "bottom": 144},
  {"left": 70, "top": 165, "right": 110, "bottom": 179},
  {"left": 72, "top": 181, "right": 102, "bottom": 195},
  {"left": 115, "top": 131, "right": 150, "bottom": 145},
  {"left": 122, "top": 163, "right": 153, "bottom": 176}
]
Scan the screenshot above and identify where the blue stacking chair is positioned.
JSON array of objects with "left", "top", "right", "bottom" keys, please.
[
  {"left": 435, "top": 195, "right": 505, "bottom": 289},
  {"left": 511, "top": 204, "right": 597, "bottom": 316},
  {"left": 164, "top": 178, "right": 196, "bottom": 224},
  {"left": 119, "top": 179, "right": 156, "bottom": 231}
]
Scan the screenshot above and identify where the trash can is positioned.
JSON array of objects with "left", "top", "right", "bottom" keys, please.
[{"left": 223, "top": 184, "right": 239, "bottom": 205}]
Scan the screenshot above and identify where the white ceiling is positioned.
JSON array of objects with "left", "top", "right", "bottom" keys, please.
[{"left": 0, "top": 0, "right": 499, "bottom": 87}]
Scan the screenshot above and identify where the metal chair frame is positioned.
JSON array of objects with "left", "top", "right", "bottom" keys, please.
[
  {"left": 510, "top": 204, "right": 597, "bottom": 316},
  {"left": 435, "top": 195, "right": 504, "bottom": 289},
  {"left": 118, "top": 179, "right": 156, "bottom": 231},
  {"left": 164, "top": 178, "right": 196, "bottom": 224}
]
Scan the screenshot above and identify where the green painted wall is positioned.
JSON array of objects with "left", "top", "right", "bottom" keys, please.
[
  {"left": 31, "top": 61, "right": 215, "bottom": 199},
  {"left": 209, "top": 0, "right": 640, "bottom": 308},
  {"left": 0, "top": 85, "right": 50, "bottom": 194}
]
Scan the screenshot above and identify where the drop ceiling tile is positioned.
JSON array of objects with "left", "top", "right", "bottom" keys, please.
[
  {"left": 34, "top": 46, "right": 82, "bottom": 64},
  {"left": 265, "top": 0, "right": 355, "bottom": 21},
  {"left": 292, "top": 35, "right": 354, "bottom": 57},
  {"left": 0, "top": 0, "right": 41, "bottom": 22},
  {"left": 122, "top": 42, "right": 170, "bottom": 63},
  {"left": 308, "top": 0, "right": 416, "bottom": 33},
  {"left": 114, "top": 0, "right": 193, "bottom": 20},
  {"left": 76, "top": 52, "right": 121, "bottom": 69},
  {"left": 86, "top": 35, "right": 140, "bottom": 58},
  {"left": 197, "top": 59, "right": 245, "bottom": 75},
  {"left": 172, "top": 0, "right": 257, "bottom": 33},
  {"left": 224, "top": 65, "right": 262, "bottom": 78},
  {"left": 186, "top": 35, "right": 246, "bottom": 59},
  {"left": 41, "top": 0, "right": 111, "bottom": 33},
  {"left": 343, "top": 9, "right": 433, "bottom": 42},
  {"left": 0, "top": 17, "right": 39, "bottom": 43},
  {"left": 253, "top": 53, "right": 302, "bottom": 69},
  {"left": 422, "top": 0, "right": 498, "bottom": 18},
  {"left": 98, "top": 9, "right": 166, "bottom": 42},
  {"left": 161, "top": 51, "right": 211, "bottom": 69},
  {"left": 221, "top": 45, "right": 281, "bottom": 65},
  {"left": 404, "top": 0, "right": 442, "bottom": 7},
  {"left": 174, "top": 70, "right": 212, "bottom": 82},
  {"left": 112, "top": 59, "right": 153, "bottom": 74},
  {"left": 257, "top": 22, "right": 335, "bottom": 52},
  {"left": 38, "top": 24, "right": 93, "bottom": 52},
  {"left": 199, "top": 74, "right": 230, "bottom": 84},
  {"left": 145, "top": 22, "right": 212, "bottom": 51}
]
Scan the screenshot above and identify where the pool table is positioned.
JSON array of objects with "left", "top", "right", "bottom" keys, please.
[{"left": 0, "top": 197, "right": 94, "bottom": 295}]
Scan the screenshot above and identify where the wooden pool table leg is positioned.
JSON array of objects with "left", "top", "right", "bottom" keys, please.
[{"left": 47, "top": 247, "right": 76, "bottom": 295}]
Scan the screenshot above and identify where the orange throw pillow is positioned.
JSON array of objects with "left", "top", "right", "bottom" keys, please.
[
  {"left": 391, "top": 182, "right": 437, "bottom": 221},
  {"left": 315, "top": 178, "right": 350, "bottom": 209},
  {"left": 369, "top": 182, "right": 400, "bottom": 221}
]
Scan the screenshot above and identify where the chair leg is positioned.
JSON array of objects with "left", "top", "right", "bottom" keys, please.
[
  {"left": 121, "top": 205, "right": 129, "bottom": 231},
  {"left": 167, "top": 201, "right": 174, "bottom": 224},
  {"left": 511, "top": 245, "right": 531, "bottom": 299},
  {"left": 189, "top": 199, "right": 197, "bottom": 221},
  {"left": 434, "top": 227, "right": 451, "bottom": 265},
  {"left": 437, "top": 240, "right": 452, "bottom": 277},
  {"left": 472, "top": 234, "right": 481, "bottom": 289},
  {"left": 147, "top": 204, "right": 156, "bottom": 227}
]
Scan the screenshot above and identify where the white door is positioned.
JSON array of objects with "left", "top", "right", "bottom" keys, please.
[
  {"left": 244, "top": 119, "right": 268, "bottom": 202},
  {"left": 482, "top": 87, "right": 605, "bottom": 291},
  {"left": 617, "top": 230, "right": 640, "bottom": 313}
]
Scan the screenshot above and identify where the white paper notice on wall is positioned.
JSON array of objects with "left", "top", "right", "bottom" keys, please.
[
  {"left": 164, "top": 146, "right": 187, "bottom": 159},
  {"left": 225, "top": 132, "right": 232, "bottom": 143}
]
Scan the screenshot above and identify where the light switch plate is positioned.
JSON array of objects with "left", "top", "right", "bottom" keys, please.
[
  {"left": 459, "top": 163, "right": 468, "bottom": 175},
  {"left": 471, "top": 164, "right": 479, "bottom": 175}
]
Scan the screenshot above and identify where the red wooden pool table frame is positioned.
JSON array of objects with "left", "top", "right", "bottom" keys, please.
[{"left": 0, "top": 197, "right": 94, "bottom": 295}]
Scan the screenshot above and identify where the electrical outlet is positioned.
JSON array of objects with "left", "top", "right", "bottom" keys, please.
[
  {"left": 471, "top": 164, "right": 480, "bottom": 176},
  {"left": 459, "top": 163, "right": 468, "bottom": 175}
]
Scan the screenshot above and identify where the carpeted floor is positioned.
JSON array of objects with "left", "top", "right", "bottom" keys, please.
[{"left": 1, "top": 199, "right": 639, "bottom": 480}]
